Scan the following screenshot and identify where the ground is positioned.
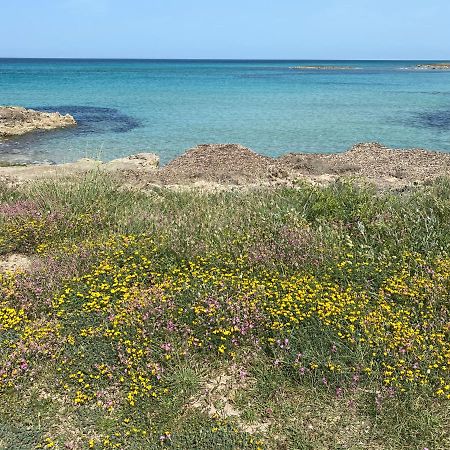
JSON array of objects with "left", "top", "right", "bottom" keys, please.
[
  {"left": 2, "top": 142, "right": 450, "bottom": 190},
  {"left": 1, "top": 170, "right": 450, "bottom": 449}
]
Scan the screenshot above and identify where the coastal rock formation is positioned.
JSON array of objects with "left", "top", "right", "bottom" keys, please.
[
  {"left": 155, "top": 142, "right": 450, "bottom": 189},
  {"left": 0, "top": 153, "right": 159, "bottom": 183},
  {"left": 0, "top": 106, "right": 77, "bottom": 138},
  {"left": 105, "top": 153, "right": 160, "bottom": 171},
  {"left": 2, "top": 143, "right": 450, "bottom": 190},
  {"left": 279, "top": 142, "right": 450, "bottom": 186},
  {"left": 289, "top": 66, "right": 357, "bottom": 70},
  {"left": 415, "top": 63, "right": 450, "bottom": 70},
  {"left": 159, "top": 143, "right": 275, "bottom": 184}
]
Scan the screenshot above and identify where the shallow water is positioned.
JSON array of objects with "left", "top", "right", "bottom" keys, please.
[{"left": 1, "top": 59, "right": 450, "bottom": 164}]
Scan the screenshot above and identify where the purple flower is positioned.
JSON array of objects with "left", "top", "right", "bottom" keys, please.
[
  {"left": 238, "top": 369, "right": 248, "bottom": 380},
  {"left": 161, "top": 343, "right": 172, "bottom": 352}
]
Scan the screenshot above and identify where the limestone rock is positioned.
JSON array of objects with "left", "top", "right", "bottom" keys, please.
[
  {"left": 105, "top": 153, "right": 159, "bottom": 171},
  {"left": 159, "top": 143, "right": 274, "bottom": 184},
  {"left": 0, "top": 153, "right": 159, "bottom": 183},
  {"left": 289, "top": 66, "right": 357, "bottom": 70},
  {"left": 415, "top": 63, "right": 450, "bottom": 70},
  {"left": 0, "top": 106, "right": 76, "bottom": 137}
]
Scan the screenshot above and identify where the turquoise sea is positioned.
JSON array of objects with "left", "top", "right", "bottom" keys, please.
[{"left": 1, "top": 59, "right": 450, "bottom": 164}]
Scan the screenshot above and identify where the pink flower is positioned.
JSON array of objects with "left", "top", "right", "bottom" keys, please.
[{"left": 238, "top": 369, "right": 248, "bottom": 380}]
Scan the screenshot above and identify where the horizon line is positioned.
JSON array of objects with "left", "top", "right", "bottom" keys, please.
[{"left": 1, "top": 57, "right": 449, "bottom": 61}]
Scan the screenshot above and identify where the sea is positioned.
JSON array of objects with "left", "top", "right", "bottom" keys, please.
[{"left": 1, "top": 59, "right": 450, "bottom": 164}]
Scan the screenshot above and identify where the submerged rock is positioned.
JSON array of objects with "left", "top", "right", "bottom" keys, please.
[{"left": 0, "top": 106, "right": 77, "bottom": 137}]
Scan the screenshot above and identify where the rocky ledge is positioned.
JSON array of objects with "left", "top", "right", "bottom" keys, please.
[
  {"left": 0, "top": 153, "right": 159, "bottom": 183},
  {"left": 415, "top": 63, "right": 450, "bottom": 70},
  {"left": 150, "top": 142, "right": 450, "bottom": 189},
  {"left": 0, "top": 106, "right": 77, "bottom": 138},
  {"left": 2, "top": 143, "right": 450, "bottom": 190},
  {"left": 289, "top": 66, "right": 357, "bottom": 70}
]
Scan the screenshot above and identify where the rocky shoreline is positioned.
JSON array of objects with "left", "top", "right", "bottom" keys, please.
[
  {"left": 289, "top": 65, "right": 357, "bottom": 70},
  {"left": 289, "top": 63, "right": 450, "bottom": 71},
  {"left": 1, "top": 142, "right": 450, "bottom": 190},
  {"left": 0, "top": 106, "right": 76, "bottom": 138},
  {"left": 415, "top": 63, "right": 450, "bottom": 70}
]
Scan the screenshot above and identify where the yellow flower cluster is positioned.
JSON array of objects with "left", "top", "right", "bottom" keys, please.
[
  {"left": 45, "top": 236, "right": 450, "bottom": 407},
  {"left": 2, "top": 231, "right": 450, "bottom": 447},
  {"left": 0, "top": 218, "right": 47, "bottom": 253},
  {"left": 0, "top": 305, "right": 25, "bottom": 332}
]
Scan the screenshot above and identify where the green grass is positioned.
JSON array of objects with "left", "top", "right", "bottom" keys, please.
[{"left": 1, "top": 173, "right": 450, "bottom": 449}]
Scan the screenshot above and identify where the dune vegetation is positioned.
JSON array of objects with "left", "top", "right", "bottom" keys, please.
[{"left": 1, "top": 173, "right": 450, "bottom": 449}]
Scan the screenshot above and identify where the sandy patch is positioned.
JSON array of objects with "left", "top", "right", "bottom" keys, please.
[{"left": 0, "top": 254, "right": 32, "bottom": 272}]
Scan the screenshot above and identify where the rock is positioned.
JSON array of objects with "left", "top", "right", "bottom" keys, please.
[
  {"left": 0, "top": 153, "right": 159, "bottom": 183},
  {"left": 1, "top": 142, "right": 450, "bottom": 191},
  {"left": 289, "top": 66, "right": 358, "bottom": 70},
  {"left": 415, "top": 63, "right": 450, "bottom": 70},
  {"left": 279, "top": 142, "right": 450, "bottom": 189},
  {"left": 0, "top": 158, "right": 102, "bottom": 183},
  {"left": 105, "top": 153, "right": 159, "bottom": 171},
  {"left": 159, "top": 143, "right": 275, "bottom": 184},
  {"left": 0, "top": 106, "right": 76, "bottom": 138}
]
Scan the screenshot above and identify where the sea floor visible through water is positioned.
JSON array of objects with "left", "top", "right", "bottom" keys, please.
[{"left": 1, "top": 59, "right": 450, "bottom": 164}]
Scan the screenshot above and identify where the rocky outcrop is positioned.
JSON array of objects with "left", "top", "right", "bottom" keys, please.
[
  {"left": 104, "top": 153, "right": 160, "bottom": 171},
  {"left": 0, "top": 106, "right": 77, "bottom": 138},
  {"left": 289, "top": 66, "right": 357, "bottom": 70},
  {"left": 158, "top": 143, "right": 275, "bottom": 184},
  {"left": 2, "top": 143, "right": 450, "bottom": 190},
  {"left": 415, "top": 63, "right": 450, "bottom": 70},
  {"left": 279, "top": 142, "right": 450, "bottom": 187},
  {"left": 155, "top": 142, "right": 450, "bottom": 189},
  {"left": 0, "top": 153, "right": 159, "bottom": 183}
]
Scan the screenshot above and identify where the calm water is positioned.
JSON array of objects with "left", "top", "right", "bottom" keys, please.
[{"left": 1, "top": 59, "right": 450, "bottom": 164}]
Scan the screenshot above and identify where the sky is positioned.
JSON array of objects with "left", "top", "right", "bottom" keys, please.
[{"left": 1, "top": 0, "right": 450, "bottom": 59}]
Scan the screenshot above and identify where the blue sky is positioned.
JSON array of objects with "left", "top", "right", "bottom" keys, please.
[{"left": 1, "top": 0, "right": 449, "bottom": 59}]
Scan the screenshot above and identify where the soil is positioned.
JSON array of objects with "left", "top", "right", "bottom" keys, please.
[{"left": 0, "top": 254, "right": 32, "bottom": 272}]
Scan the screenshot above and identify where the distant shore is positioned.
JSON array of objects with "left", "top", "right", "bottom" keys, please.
[
  {"left": 289, "top": 63, "right": 450, "bottom": 71},
  {"left": 289, "top": 65, "right": 359, "bottom": 70},
  {"left": 415, "top": 63, "right": 450, "bottom": 70}
]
